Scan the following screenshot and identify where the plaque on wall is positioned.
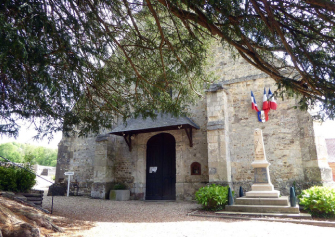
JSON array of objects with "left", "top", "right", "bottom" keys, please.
[
  {"left": 254, "top": 168, "right": 268, "bottom": 183},
  {"left": 149, "top": 167, "right": 157, "bottom": 173}
]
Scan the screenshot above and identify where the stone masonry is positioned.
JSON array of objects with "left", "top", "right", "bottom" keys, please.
[{"left": 55, "top": 43, "right": 334, "bottom": 200}]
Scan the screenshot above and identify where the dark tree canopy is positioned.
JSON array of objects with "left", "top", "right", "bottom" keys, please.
[{"left": 1, "top": 0, "right": 335, "bottom": 139}]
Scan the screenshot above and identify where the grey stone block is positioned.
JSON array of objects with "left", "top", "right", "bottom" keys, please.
[
  {"left": 109, "top": 190, "right": 130, "bottom": 201},
  {"left": 207, "top": 120, "right": 225, "bottom": 130},
  {"left": 1, "top": 192, "right": 15, "bottom": 199},
  {"left": 91, "top": 182, "right": 114, "bottom": 199},
  {"left": 235, "top": 196, "right": 289, "bottom": 206},
  {"left": 207, "top": 83, "right": 224, "bottom": 92},
  {"left": 14, "top": 195, "right": 28, "bottom": 202},
  {"left": 225, "top": 204, "right": 300, "bottom": 214},
  {"left": 96, "top": 134, "right": 110, "bottom": 142}
]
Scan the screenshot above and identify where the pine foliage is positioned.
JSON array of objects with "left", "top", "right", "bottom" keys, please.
[{"left": 1, "top": 1, "right": 335, "bottom": 137}]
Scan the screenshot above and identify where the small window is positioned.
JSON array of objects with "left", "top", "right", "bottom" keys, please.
[{"left": 191, "top": 162, "right": 201, "bottom": 175}]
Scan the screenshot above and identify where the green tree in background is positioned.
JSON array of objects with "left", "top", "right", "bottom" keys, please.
[
  {"left": 0, "top": 142, "right": 23, "bottom": 163},
  {"left": 0, "top": 142, "right": 57, "bottom": 167}
]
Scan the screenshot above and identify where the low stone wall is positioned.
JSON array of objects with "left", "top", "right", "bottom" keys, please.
[{"left": 32, "top": 165, "right": 56, "bottom": 177}]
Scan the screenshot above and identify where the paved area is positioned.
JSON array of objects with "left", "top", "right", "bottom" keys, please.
[
  {"left": 42, "top": 196, "right": 335, "bottom": 237},
  {"left": 77, "top": 221, "right": 333, "bottom": 237}
]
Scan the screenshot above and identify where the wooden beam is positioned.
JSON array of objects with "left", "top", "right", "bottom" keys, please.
[
  {"left": 184, "top": 127, "right": 193, "bottom": 147},
  {"left": 123, "top": 133, "right": 132, "bottom": 151}
]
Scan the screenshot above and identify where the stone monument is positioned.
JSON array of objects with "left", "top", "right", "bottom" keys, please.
[
  {"left": 224, "top": 128, "right": 301, "bottom": 214},
  {"left": 246, "top": 128, "right": 280, "bottom": 198}
]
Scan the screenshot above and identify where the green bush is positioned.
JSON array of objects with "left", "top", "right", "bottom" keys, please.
[
  {"left": 0, "top": 166, "right": 17, "bottom": 191},
  {"left": 195, "top": 184, "right": 232, "bottom": 211},
  {"left": 15, "top": 168, "right": 36, "bottom": 192},
  {"left": 298, "top": 186, "right": 335, "bottom": 218},
  {"left": 113, "top": 183, "right": 127, "bottom": 190},
  {"left": 0, "top": 166, "right": 36, "bottom": 192}
]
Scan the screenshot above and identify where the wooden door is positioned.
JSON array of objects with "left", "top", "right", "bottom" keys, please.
[{"left": 146, "top": 133, "right": 176, "bottom": 200}]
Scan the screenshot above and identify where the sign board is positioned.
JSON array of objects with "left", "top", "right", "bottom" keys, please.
[
  {"left": 64, "top": 172, "right": 74, "bottom": 197},
  {"left": 149, "top": 167, "right": 157, "bottom": 173}
]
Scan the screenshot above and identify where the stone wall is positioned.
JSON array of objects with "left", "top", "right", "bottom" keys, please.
[
  {"left": 55, "top": 42, "right": 333, "bottom": 200},
  {"left": 223, "top": 78, "right": 311, "bottom": 195},
  {"left": 206, "top": 43, "right": 333, "bottom": 195},
  {"left": 106, "top": 97, "right": 209, "bottom": 200},
  {"left": 56, "top": 134, "right": 96, "bottom": 195}
]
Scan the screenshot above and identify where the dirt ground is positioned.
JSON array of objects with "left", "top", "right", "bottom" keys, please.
[{"left": 41, "top": 195, "right": 335, "bottom": 237}]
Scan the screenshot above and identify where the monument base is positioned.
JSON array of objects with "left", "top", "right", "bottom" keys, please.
[
  {"left": 246, "top": 182, "right": 280, "bottom": 198},
  {"left": 226, "top": 129, "right": 298, "bottom": 213},
  {"left": 250, "top": 183, "right": 274, "bottom": 191},
  {"left": 246, "top": 190, "right": 280, "bottom": 198}
]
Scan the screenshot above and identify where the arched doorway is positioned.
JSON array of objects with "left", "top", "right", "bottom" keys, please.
[{"left": 146, "top": 133, "right": 176, "bottom": 200}]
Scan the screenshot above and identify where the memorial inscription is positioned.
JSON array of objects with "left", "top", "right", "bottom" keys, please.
[
  {"left": 254, "top": 130, "right": 266, "bottom": 161},
  {"left": 254, "top": 168, "right": 268, "bottom": 183}
]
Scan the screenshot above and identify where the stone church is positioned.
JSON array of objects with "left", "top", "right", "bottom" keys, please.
[{"left": 55, "top": 44, "right": 334, "bottom": 200}]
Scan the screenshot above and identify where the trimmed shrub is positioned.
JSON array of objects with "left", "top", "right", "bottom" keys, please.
[
  {"left": 0, "top": 166, "right": 17, "bottom": 191},
  {"left": 15, "top": 168, "right": 36, "bottom": 192},
  {"left": 0, "top": 166, "right": 36, "bottom": 192},
  {"left": 298, "top": 186, "right": 335, "bottom": 218},
  {"left": 195, "top": 184, "right": 232, "bottom": 211},
  {"left": 113, "top": 183, "right": 127, "bottom": 190}
]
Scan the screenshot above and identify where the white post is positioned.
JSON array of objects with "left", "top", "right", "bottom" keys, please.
[
  {"left": 67, "top": 175, "right": 71, "bottom": 197},
  {"left": 64, "top": 172, "right": 74, "bottom": 197}
]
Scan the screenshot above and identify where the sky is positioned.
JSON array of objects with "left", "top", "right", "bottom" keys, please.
[
  {"left": 316, "top": 120, "right": 335, "bottom": 138},
  {"left": 1, "top": 118, "right": 335, "bottom": 150}
]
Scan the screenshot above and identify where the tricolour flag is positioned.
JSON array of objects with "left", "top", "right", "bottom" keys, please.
[
  {"left": 262, "top": 88, "right": 270, "bottom": 111},
  {"left": 251, "top": 91, "right": 259, "bottom": 112},
  {"left": 268, "top": 88, "right": 277, "bottom": 110},
  {"left": 257, "top": 110, "right": 269, "bottom": 123}
]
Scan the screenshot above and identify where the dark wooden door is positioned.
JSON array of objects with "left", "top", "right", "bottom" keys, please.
[{"left": 146, "top": 133, "right": 176, "bottom": 200}]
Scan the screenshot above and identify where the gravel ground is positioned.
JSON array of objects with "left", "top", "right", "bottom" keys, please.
[{"left": 42, "top": 195, "right": 335, "bottom": 237}]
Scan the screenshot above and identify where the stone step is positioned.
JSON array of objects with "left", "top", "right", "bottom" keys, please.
[
  {"left": 245, "top": 190, "right": 280, "bottom": 198},
  {"left": 216, "top": 211, "right": 312, "bottom": 219},
  {"left": 225, "top": 204, "right": 299, "bottom": 214},
  {"left": 235, "top": 196, "right": 289, "bottom": 206}
]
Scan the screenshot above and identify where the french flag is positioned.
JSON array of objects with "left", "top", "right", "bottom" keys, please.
[
  {"left": 251, "top": 91, "right": 259, "bottom": 112},
  {"left": 257, "top": 110, "right": 269, "bottom": 123},
  {"left": 262, "top": 88, "right": 270, "bottom": 111},
  {"left": 268, "top": 88, "right": 277, "bottom": 110}
]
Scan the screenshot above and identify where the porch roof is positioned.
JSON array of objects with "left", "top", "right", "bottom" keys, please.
[
  {"left": 109, "top": 113, "right": 199, "bottom": 136},
  {"left": 109, "top": 113, "right": 199, "bottom": 151}
]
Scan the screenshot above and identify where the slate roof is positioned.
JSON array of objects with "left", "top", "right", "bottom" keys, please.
[
  {"left": 109, "top": 113, "right": 200, "bottom": 136},
  {"left": 326, "top": 138, "right": 335, "bottom": 162}
]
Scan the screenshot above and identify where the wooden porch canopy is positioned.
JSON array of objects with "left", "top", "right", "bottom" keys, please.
[{"left": 109, "top": 114, "right": 200, "bottom": 151}]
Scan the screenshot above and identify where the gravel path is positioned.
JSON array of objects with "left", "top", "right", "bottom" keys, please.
[{"left": 42, "top": 196, "right": 335, "bottom": 237}]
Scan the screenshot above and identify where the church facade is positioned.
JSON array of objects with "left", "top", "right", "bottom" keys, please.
[{"left": 55, "top": 45, "right": 334, "bottom": 200}]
